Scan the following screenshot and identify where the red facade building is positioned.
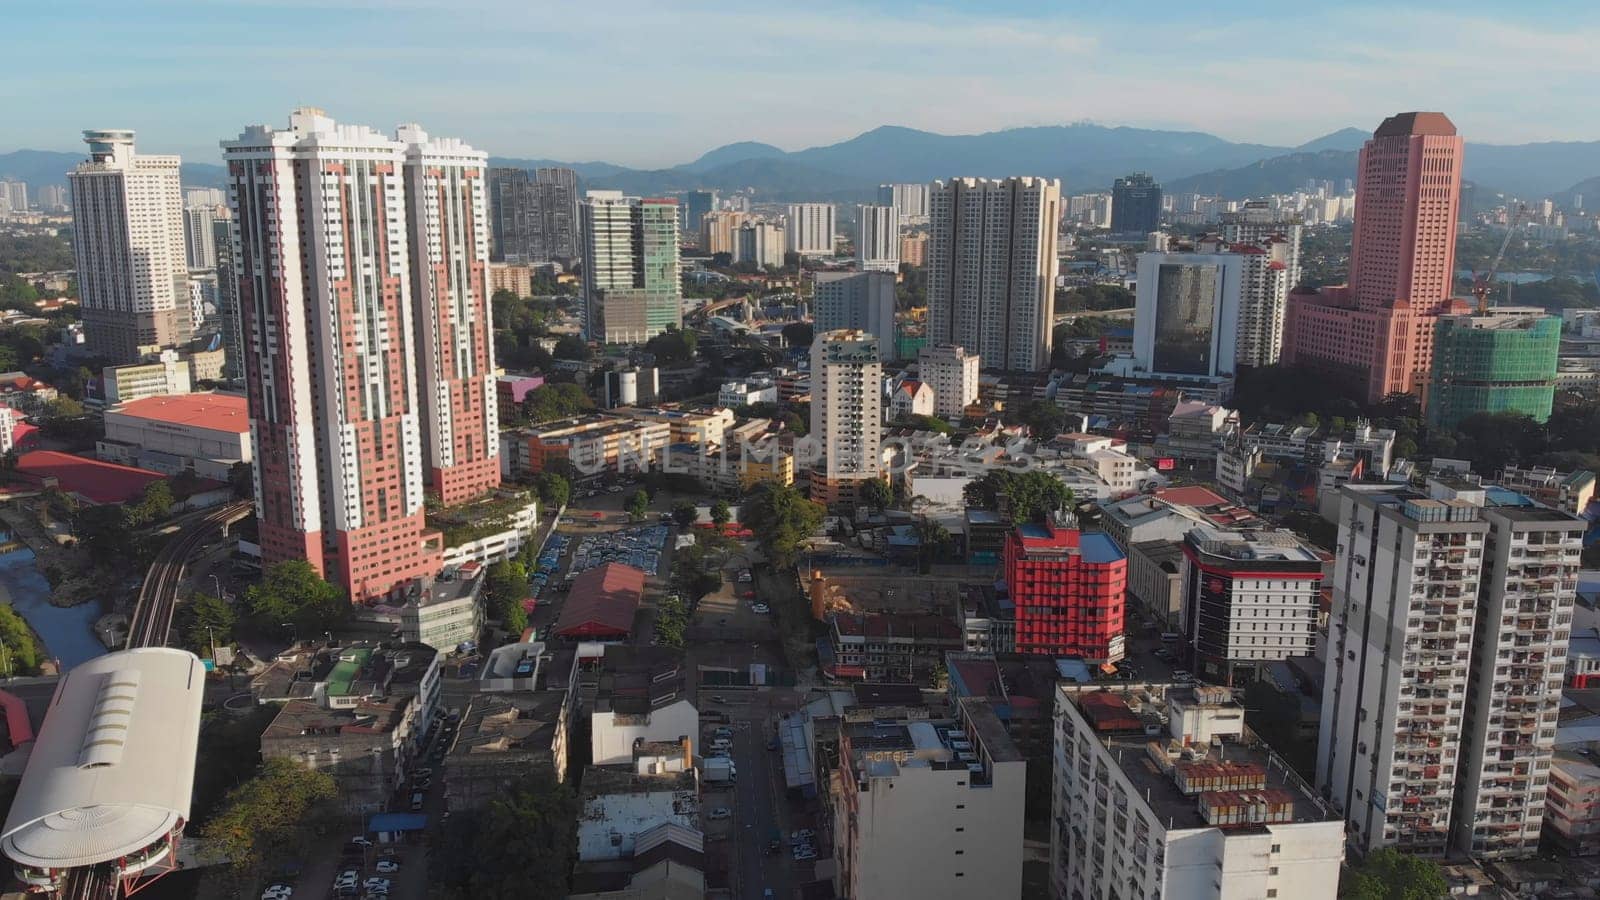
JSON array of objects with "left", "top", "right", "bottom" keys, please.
[{"left": 1002, "top": 520, "right": 1127, "bottom": 663}]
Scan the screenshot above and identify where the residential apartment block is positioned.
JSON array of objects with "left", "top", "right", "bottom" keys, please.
[
  {"left": 70, "top": 130, "right": 193, "bottom": 362},
  {"left": 917, "top": 344, "right": 979, "bottom": 420},
  {"left": 1053, "top": 682, "right": 1344, "bottom": 900},
  {"left": 832, "top": 698, "right": 1025, "bottom": 900},
  {"left": 927, "top": 177, "right": 1061, "bottom": 372},
  {"left": 1317, "top": 482, "right": 1582, "bottom": 859},
  {"left": 223, "top": 109, "right": 443, "bottom": 602}
]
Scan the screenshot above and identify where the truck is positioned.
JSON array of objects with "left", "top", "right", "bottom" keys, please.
[{"left": 703, "top": 756, "right": 737, "bottom": 784}]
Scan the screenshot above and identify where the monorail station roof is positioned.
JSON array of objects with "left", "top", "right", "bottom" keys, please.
[{"left": 0, "top": 649, "right": 205, "bottom": 869}]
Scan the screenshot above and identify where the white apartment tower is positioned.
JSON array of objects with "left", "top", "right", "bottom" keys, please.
[
  {"left": 833, "top": 700, "right": 1025, "bottom": 900},
  {"left": 182, "top": 202, "right": 219, "bottom": 270},
  {"left": 70, "top": 130, "right": 193, "bottom": 363},
  {"left": 855, "top": 204, "right": 899, "bottom": 272},
  {"left": 734, "top": 220, "right": 784, "bottom": 269},
  {"left": 917, "top": 344, "right": 979, "bottom": 420},
  {"left": 222, "top": 108, "right": 439, "bottom": 604},
  {"left": 1054, "top": 682, "right": 1344, "bottom": 900},
  {"left": 1221, "top": 202, "right": 1303, "bottom": 288},
  {"left": 1319, "top": 482, "right": 1582, "bottom": 859},
  {"left": 927, "top": 177, "right": 1062, "bottom": 372},
  {"left": 1319, "top": 486, "right": 1486, "bottom": 856},
  {"left": 399, "top": 124, "right": 501, "bottom": 507},
  {"left": 812, "top": 272, "right": 895, "bottom": 362},
  {"left": 877, "top": 182, "right": 930, "bottom": 225},
  {"left": 785, "top": 203, "right": 835, "bottom": 256},
  {"left": 1453, "top": 498, "right": 1582, "bottom": 859},
  {"left": 810, "top": 330, "right": 882, "bottom": 509}
]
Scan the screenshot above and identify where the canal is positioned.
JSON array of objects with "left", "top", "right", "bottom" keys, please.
[{"left": 0, "top": 548, "right": 106, "bottom": 670}]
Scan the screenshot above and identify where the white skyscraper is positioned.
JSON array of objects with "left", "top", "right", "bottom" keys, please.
[
  {"left": 813, "top": 271, "right": 895, "bottom": 361},
  {"left": 69, "top": 130, "right": 193, "bottom": 362},
  {"left": 917, "top": 344, "right": 979, "bottom": 420},
  {"left": 1221, "top": 202, "right": 1303, "bottom": 287},
  {"left": 399, "top": 123, "right": 502, "bottom": 507},
  {"left": 222, "top": 108, "right": 438, "bottom": 603},
  {"left": 1, "top": 182, "right": 28, "bottom": 213},
  {"left": 1317, "top": 482, "right": 1582, "bottom": 859},
  {"left": 810, "top": 329, "right": 882, "bottom": 509},
  {"left": 855, "top": 204, "right": 899, "bottom": 272},
  {"left": 877, "top": 183, "right": 929, "bottom": 225},
  {"left": 182, "top": 203, "right": 218, "bottom": 270},
  {"left": 785, "top": 202, "right": 835, "bottom": 256},
  {"left": 1129, "top": 252, "right": 1243, "bottom": 380},
  {"left": 926, "top": 177, "right": 1061, "bottom": 372}
]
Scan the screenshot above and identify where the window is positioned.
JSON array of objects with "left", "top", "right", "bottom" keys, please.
[{"left": 1270, "top": 844, "right": 1281, "bottom": 853}]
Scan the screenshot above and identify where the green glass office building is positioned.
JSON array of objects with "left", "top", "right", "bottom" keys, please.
[{"left": 1427, "top": 309, "right": 1559, "bottom": 430}]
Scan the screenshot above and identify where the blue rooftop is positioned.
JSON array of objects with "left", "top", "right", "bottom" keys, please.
[
  {"left": 1018, "top": 523, "right": 1052, "bottom": 539},
  {"left": 1486, "top": 487, "right": 1536, "bottom": 507},
  {"left": 1080, "top": 532, "right": 1125, "bottom": 564}
]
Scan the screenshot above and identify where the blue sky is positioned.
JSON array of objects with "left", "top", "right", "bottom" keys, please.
[{"left": 4, "top": 0, "right": 1598, "bottom": 166}]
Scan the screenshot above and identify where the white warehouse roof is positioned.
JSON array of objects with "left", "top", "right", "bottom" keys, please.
[{"left": 1, "top": 648, "right": 205, "bottom": 869}]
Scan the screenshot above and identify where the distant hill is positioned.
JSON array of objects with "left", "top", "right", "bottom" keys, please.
[
  {"left": 1556, "top": 175, "right": 1600, "bottom": 209},
  {"left": 682, "top": 142, "right": 786, "bottom": 173},
  {"left": 0, "top": 149, "right": 227, "bottom": 191},
  {"left": 1294, "top": 128, "right": 1370, "bottom": 154},
  {"left": 10, "top": 121, "right": 1600, "bottom": 203},
  {"left": 1170, "top": 140, "right": 1600, "bottom": 200},
  {"left": 1167, "top": 150, "right": 1358, "bottom": 198}
]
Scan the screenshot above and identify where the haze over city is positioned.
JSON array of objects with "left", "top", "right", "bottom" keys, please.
[{"left": 7, "top": 1, "right": 1600, "bottom": 164}]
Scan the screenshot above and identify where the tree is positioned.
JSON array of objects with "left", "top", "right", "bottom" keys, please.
[
  {"left": 859, "top": 478, "right": 893, "bottom": 512},
  {"left": 742, "top": 482, "right": 825, "bottom": 569},
  {"left": 0, "top": 605, "right": 40, "bottom": 675},
  {"left": 1339, "top": 848, "right": 1448, "bottom": 900},
  {"left": 642, "top": 328, "right": 697, "bottom": 366},
  {"left": 532, "top": 471, "right": 570, "bottom": 511},
  {"left": 964, "top": 470, "right": 1074, "bottom": 523},
  {"left": 243, "top": 560, "right": 349, "bottom": 635},
  {"left": 177, "top": 592, "right": 237, "bottom": 657},
  {"left": 427, "top": 768, "right": 577, "bottom": 899},
  {"left": 228, "top": 461, "right": 254, "bottom": 499},
  {"left": 671, "top": 501, "right": 698, "bottom": 528},
  {"left": 654, "top": 593, "right": 689, "bottom": 648},
  {"left": 710, "top": 499, "right": 732, "bottom": 528},
  {"left": 553, "top": 334, "right": 589, "bottom": 361},
  {"left": 1004, "top": 398, "right": 1066, "bottom": 439},
  {"left": 200, "top": 758, "right": 337, "bottom": 886},
  {"left": 521, "top": 382, "right": 594, "bottom": 424},
  {"left": 626, "top": 489, "right": 650, "bottom": 522}
]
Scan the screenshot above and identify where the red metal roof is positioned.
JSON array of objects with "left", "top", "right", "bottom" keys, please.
[
  {"left": 110, "top": 393, "right": 250, "bottom": 434},
  {"left": 1155, "top": 485, "right": 1229, "bottom": 508},
  {"left": 13, "top": 451, "right": 165, "bottom": 505},
  {"left": 554, "top": 562, "right": 645, "bottom": 638}
]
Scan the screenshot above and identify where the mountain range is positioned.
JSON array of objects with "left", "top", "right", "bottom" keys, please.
[{"left": 4, "top": 122, "right": 1597, "bottom": 204}]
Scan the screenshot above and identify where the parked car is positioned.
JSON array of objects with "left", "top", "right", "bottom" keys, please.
[
  {"left": 413, "top": 768, "right": 433, "bottom": 780},
  {"left": 374, "top": 859, "right": 400, "bottom": 874},
  {"left": 707, "top": 807, "right": 731, "bottom": 820},
  {"left": 261, "top": 884, "right": 294, "bottom": 900},
  {"left": 710, "top": 695, "right": 728, "bottom": 704},
  {"left": 363, "top": 876, "right": 391, "bottom": 895},
  {"left": 348, "top": 837, "right": 373, "bottom": 848},
  {"left": 751, "top": 604, "right": 770, "bottom": 614}
]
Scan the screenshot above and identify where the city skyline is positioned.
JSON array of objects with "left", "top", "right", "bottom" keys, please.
[{"left": 5, "top": 2, "right": 1600, "bottom": 166}]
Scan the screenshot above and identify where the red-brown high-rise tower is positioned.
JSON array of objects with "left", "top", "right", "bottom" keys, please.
[{"left": 1283, "top": 112, "right": 1467, "bottom": 403}]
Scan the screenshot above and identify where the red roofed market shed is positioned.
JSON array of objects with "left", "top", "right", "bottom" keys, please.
[{"left": 554, "top": 562, "right": 645, "bottom": 639}]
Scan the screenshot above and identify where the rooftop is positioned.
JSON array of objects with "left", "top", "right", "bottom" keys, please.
[
  {"left": 107, "top": 392, "right": 250, "bottom": 434},
  {"left": 448, "top": 692, "right": 564, "bottom": 763},
  {"left": 555, "top": 562, "right": 645, "bottom": 638},
  {"left": 1059, "top": 682, "right": 1335, "bottom": 832},
  {"left": 14, "top": 450, "right": 165, "bottom": 505},
  {"left": 1184, "top": 526, "right": 1323, "bottom": 565},
  {"left": 1, "top": 649, "right": 206, "bottom": 869}
]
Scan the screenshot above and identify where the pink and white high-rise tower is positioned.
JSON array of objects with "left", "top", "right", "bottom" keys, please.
[{"left": 224, "top": 108, "right": 494, "bottom": 603}]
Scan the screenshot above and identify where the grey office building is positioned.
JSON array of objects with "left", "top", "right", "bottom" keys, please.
[{"left": 489, "top": 166, "right": 579, "bottom": 263}]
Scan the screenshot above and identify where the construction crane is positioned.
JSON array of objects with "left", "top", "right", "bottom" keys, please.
[{"left": 1472, "top": 203, "right": 1528, "bottom": 314}]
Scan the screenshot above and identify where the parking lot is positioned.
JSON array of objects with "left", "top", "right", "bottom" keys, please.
[{"left": 690, "top": 559, "right": 780, "bottom": 642}]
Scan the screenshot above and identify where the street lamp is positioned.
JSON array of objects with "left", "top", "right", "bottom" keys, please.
[{"left": 209, "top": 575, "right": 223, "bottom": 599}]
